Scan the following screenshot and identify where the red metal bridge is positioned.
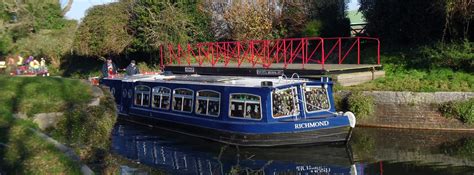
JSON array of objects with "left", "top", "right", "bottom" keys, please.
[{"left": 160, "top": 37, "right": 381, "bottom": 76}]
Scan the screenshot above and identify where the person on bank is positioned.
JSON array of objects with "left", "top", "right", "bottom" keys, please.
[
  {"left": 101, "top": 58, "right": 117, "bottom": 78},
  {"left": 125, "top": 60, "right": 140, "bottom": 76},
  {"left": 6, "top": 56, "right": 16, "bottom": 75},
  {"left": 29, "top": 59, "right": 40, "bottom": 74}
]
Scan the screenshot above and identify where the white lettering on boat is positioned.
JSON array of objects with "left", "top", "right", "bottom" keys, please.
[
  {"left": 184, "top": 67, "right": 195, "bottom": 73},
  {"left": 294, "top": 121, "right": 329, "bottom": 129},
  {"left": 296, "top": 165, "right": 331, "bottom": 173}
]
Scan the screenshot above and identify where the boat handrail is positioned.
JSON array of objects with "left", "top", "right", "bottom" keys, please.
[
  {"left": 279, "top": 74, "right": 288, "bottom": 83},
  {"left": 290, "top": 73, "right": 300, "bottom": 82}
]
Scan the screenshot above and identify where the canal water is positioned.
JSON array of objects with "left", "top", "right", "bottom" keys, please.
[{"left": 111, "top": 121, "right": 474, "bottom": 175}]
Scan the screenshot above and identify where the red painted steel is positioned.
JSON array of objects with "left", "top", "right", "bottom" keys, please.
[{"left": 160, "top": 37, "right": 380, "bottom": 70}]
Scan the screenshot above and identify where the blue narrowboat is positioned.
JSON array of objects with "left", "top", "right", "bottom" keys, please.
[{"left": 101, "top": 73, "right": 356, "bottom": 146}]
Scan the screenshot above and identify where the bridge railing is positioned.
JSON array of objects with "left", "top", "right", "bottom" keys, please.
[{"left": 159, "top": 37, "right": 380, "bottom": 70}]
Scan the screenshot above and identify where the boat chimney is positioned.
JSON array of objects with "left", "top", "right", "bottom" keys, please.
[{"left": 261, "top": 81, "right": 273, "bottom": 87}]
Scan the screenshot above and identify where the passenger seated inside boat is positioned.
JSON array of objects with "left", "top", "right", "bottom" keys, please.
[
  {"left": 135, "top": 85, "right": 150, "bottom": 107},
  {"left": 196, "top": 90, "right": 220, "bottom": 117},
  {"left": 172, "top": 89, "right": 193, "bottom": 112},
  {"left": 197, "top": 101, "right": 207, "bottom": 115},
  {"left": 152, "top": 87, "right": 171, "bottom": 109},
  {"left": 230, "top": 94, "right": 261, "bottom": 119}
]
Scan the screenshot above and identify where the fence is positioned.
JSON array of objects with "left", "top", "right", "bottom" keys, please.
[{"left": 160, "top": 37, "right": 380, "bottom": 70}]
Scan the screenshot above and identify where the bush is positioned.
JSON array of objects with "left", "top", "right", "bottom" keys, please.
[
  {"left": 302, "top": 20, "right": 322, "bottom": 37},
  {"left": 136, "top": 62, "right": 161, "bottom": 73},
  {"left": 51, "top": 86, "right": 117, "bottom": 172},
  {"left": 418, "top": 41, "right": 474, "bottom": 72},
  {"left": 347, "top": 91, "right": 375, "bottom": 119},
  {"left": 333, "top": 91, "right": 348, "bottom": 112},
  {"left": 439, "top": 98, "right": 474, "bottom": 124}
]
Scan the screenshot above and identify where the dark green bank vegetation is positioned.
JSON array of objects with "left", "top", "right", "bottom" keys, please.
[
  {"left": 0, "top": 76, "right": 122, "bottom": 173},
  {"left": 334, "top": 92, "right": 375, "bottom": 120},
  {"left": 0, "top": 76, "right": 90, "bottom": 173},
  {"left": 439, "top": 98, "right": 474, "bottom": 124}
]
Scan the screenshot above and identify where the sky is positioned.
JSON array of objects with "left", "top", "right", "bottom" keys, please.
[
  {"left": 62, "top": 0, "right": 117, "bottom": 20},
  {"left": 63, "top": 0, "right": 360, "bottom": 21},
  {"left": 348, "top": 0, "right": 360, "bottom": 11}
]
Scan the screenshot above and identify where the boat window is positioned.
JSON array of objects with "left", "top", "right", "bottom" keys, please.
[
  {"left": 152, "top": 87, "right": 171, "bottom": 110},
  {"left": 230, "top": 94, "right": 261, "bottom": 120},
  {"left": 304, "top": 86, "right": 330, "bottom": 112},
  {"left": 196, "top": 90, "right": 220, "bottom": 117},
  {"left": 172, "top": 88, "right": 194, "bottom": 112},
  {"left": 134, "top": 85, "right": 150, "bottom": 107},
  {"left": 272, "top": 87, "right": 300, "bottom": 118}
]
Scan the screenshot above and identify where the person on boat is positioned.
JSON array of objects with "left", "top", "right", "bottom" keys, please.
[
  {"left": 125, "top": 60, "right": 140, "bottom": 76},
  {"left": 101, "top": 58, "right": 117, "bottom": 78}
]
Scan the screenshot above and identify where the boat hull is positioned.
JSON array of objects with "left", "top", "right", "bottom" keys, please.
[{"left": 119, "top": 114, "right": 351, "bottom": 147}]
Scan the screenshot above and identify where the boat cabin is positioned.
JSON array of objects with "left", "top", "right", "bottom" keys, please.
[{"left": 104, "top": 74, "right": 336, "bottom": 124}]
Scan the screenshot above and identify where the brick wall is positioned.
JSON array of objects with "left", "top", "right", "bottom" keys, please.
[{"left": 337, "top": 91, "right": 474, "bottom": 130}]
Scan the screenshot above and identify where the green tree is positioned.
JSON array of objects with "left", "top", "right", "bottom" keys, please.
[
  {"left": 223, "top": 0, "right": 278, "bottom": 40},
  {"left": 73, "top": 1, "right": 132, "bottom": 58},
  {"left": 15, "top": 21, "right": 77, "bottom": 67},
  {"left": 307, "top": 0, "right": 351, "bottom": 37},
  {"left": 128, "top": 0, "right": 211, "bottom": 52},
  {"left": 358, "top": 0, "right": 471, "bottom": 44},
  {"left": 0, "top": 0, "right": 74, "bottom": 67},
  {"left": 1, "top": 0, "right": 68, "bottom": 39},
  {"left": 280, "top": 1, "right": 308, "bottom": 38}
]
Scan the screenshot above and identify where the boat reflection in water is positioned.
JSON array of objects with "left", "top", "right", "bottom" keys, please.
[{"left": 112, "top": 121, "right": 357, "bottom": 174}]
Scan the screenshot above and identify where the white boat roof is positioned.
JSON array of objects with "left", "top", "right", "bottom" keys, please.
[{"left": 105, "top": 74, "right": 313, "bottom": 88}]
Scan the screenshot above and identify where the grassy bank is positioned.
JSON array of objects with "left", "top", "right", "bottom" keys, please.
[
  {"left": 0, "top": 76, "right": 117, "bottom": 173},
  {"left": 0, "top": 117, "right": 81, "bottom": 174},
  {"left": 0, "top": 76, "right": 92, "bottom": 173},
  {"left": 51, "top": 85, "right": 118, "bottom": 173},
  {"left": 344, "top": 41, "right": 473, "bottom": 92},
  {"left": 343, "top": 64, "right": 474, "bottom": 92}
]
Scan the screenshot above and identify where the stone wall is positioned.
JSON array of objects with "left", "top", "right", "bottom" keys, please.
[{"left": 337, "top": 91, "right": 474, "bottom": 130}]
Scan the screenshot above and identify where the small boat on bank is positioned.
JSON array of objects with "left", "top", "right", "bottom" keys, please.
[{"left": 101, "top": 73, "right": 356, "bottom": 146}]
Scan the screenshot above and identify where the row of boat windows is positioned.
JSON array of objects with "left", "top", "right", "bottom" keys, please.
[
  {"left": 132, "top": 86, "right": 262, "bottom": 119},
  {"left": 130, "top": 85, "right": 330, "bottom": 120}
]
